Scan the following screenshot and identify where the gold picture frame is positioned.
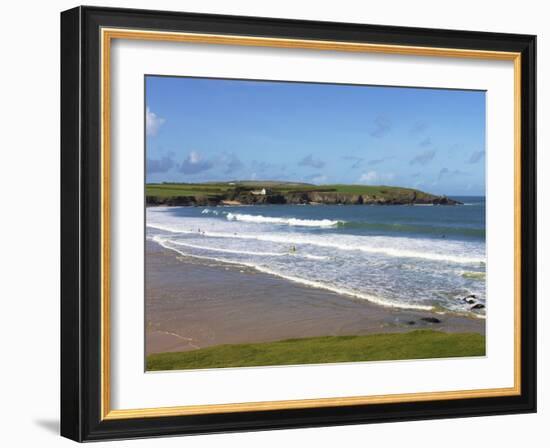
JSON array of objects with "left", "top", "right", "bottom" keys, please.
[{"left": 61, "top": 6, "right": 536, "bottom": 442}]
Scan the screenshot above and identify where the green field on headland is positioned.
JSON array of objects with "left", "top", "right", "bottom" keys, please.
[
  {"left": 146, "top": 330, "right": 485, "bottom": 371},
  {"left": 146, "top": 181, "right": 460, "bottom": 206},
  {"left": 146, "top": 181, "right": 436, "bottom": 198}
]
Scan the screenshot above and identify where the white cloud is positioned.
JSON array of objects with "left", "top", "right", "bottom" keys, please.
[
  {"left": 179, "top": 150, "right": 213, "bottom": 174},
  {"left": 146, "top": 107, "right": 165, "bottom": 137},
  {"left": 359, "top": 171, "right": 378, "bottom": 183},
  {"left": 189, "top": 151, "right": 200, "bottom": 163},
  {"left": 359, "top": 171, "right": 395, "bottom": 184},
  {"left": 146, "top": 155, "right": 175, "bottom": 174}
]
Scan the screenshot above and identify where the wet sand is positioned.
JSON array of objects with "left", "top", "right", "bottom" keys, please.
[{"left": 145, "top": 240, "right": 485, "bottom": 355}]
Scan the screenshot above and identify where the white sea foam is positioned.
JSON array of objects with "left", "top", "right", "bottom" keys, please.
[
  {"left": 251, "top": 265, "right": 434, "bottom": 311},
  {"left": 225, "top": 212, "right": 341, "bottom": 227},
  {"left": 156, "top": 237, "right": 329, "bottom": 260},
  {"left": 152, "top": 235, "right": 433, "bottom": 311},
  {"left": 147, "top": 223, "right": 484, "bottom": 265}
]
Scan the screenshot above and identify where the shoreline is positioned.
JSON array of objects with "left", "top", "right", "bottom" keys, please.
[{"left": 145, "top": 240, "right": 484, "bottom": 356}]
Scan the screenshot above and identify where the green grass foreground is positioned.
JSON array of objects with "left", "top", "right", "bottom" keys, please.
[{"left": 146, "top": 330, "right": 485, "bottom": 371}]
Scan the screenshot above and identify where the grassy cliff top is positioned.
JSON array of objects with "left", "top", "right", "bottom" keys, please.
[{"left": 146, "top": 181, "right": 438, "bottom": 200}]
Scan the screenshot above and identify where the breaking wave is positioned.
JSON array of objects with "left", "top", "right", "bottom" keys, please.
[{"left": 225, "top": 212, "right": 342, "bottom": 227}]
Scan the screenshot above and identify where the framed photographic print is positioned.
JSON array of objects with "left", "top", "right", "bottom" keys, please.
[{"left": 60, "top": 6, "right": 536, "bottom": 442}]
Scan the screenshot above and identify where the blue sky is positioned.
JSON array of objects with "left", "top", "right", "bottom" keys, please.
[{"left": 146, "top": 76, "right": 486, "bottom": 195}]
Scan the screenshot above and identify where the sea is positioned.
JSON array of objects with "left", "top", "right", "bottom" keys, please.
[{"left": 146, "top": 197, "right": 486, "bottom": 317}]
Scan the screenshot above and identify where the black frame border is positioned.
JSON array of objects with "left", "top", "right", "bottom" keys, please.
[{"left": 61, "top": 6, "right": 536, "bottom": 442}]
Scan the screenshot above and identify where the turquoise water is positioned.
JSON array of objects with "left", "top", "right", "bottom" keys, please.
[{"left": 147, "top": 197, "right": 486, "bottom": 317}]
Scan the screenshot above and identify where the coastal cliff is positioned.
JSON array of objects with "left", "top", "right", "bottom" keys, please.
[{"left": 146, "top": 181, "right": 461, "bottom": 206}]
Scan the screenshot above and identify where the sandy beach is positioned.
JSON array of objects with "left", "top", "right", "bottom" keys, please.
[{"left": 145, "top": 240, "right": 484, "bottom": 356}]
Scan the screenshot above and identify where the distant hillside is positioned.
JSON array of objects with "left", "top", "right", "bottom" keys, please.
[{"left": 146, "top": 181, "right": 461, "bottom": 206}]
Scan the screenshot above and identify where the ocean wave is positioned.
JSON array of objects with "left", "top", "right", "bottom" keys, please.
[
  {"left": 153, "top": 236, "right": 329, "bottom": 260},
  {"left": 147, "top": 224, "right": 484, "bottom": 265},
  {"left": 179, "top": 208, "right": 485, "bottom": 238},
  {"left": 225, "top": 212, "right": 342, "bottom": 228},
  {"left": 153, "top": 236, "right": 434, "bottom": 312},
  {"left": 251, "top": 265, "right": 434, "bottom": 311}
]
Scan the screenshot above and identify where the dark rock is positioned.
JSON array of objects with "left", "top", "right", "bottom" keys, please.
[
  {"left": 432, "top": 196, "right": 463, "bottom": 206},
  {"left": 471, "top": 303, "right": 485, "bottom": 310},
  {"left": 461, "top": 294, "right": 477, "bottom": 304},
  {"left": 420, "top": 317, "right": 442, "bottom": 324},
  {"left": 265, "top": 194, "right": 286, "bottom": 204},
  {"left": 406, "top": 321, "right": 416, "bottom": 325},
  {"left": 287, "top": 192, "right": 310, "bottom": 204}
]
